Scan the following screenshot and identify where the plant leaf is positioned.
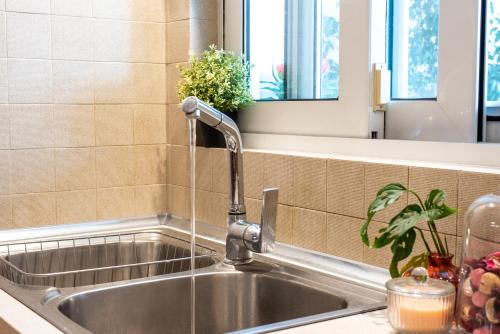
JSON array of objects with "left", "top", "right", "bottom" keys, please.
[
  {"left": 424, "top": 189, "right": 458, "bottom": 220},
  {"left": 368, "top": 183, "right": 407, "bottom": 216},
  {"left": 372, "top": 204, "right": 423, "bottom": 248},
  {"left": 389, "top": 229, "right": 417, "bottom": 278},
  {"left": 361, "top": 183, "right": 408, "bottom": 246},
  {"left": 425, "top": 206, "right": 457, "bottom": 221},
  {"left": 424, "top": 189, "right": 446, "bottom": 210}
]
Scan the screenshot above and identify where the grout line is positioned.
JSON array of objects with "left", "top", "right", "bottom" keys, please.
[{"left": 4, "top": 56, "right": 168, "bottom": 65}]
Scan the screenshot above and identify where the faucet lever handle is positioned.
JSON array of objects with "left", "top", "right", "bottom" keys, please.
[{"left": 260, "top": 188, "right": 279, "bottom": 253}]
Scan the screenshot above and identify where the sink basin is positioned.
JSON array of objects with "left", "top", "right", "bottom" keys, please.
[{"left": 58, "top": 263, "right": 380, "bottom": 334}]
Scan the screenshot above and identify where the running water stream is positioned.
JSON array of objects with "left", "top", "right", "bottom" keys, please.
[{"left": 188, "top": 118, "right": 197, "bottom": 334}]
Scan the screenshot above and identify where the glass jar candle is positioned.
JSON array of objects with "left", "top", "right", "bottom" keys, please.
[
  {"left": 457, "top": 194, "right": 500, "bottom": 334},
  {"left": 386, "top": 267, "right": 456, "bottom": 333}
]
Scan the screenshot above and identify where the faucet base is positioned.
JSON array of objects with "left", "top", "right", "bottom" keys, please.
[{"left": 223, "top": 257, "right": 253, "bottom": 266}]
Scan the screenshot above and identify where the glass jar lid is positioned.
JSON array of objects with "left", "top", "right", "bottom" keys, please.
[{"left": 386, "top": 267, "right": 455, "bottom": 297}]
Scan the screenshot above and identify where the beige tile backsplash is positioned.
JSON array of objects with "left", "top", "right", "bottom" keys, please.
[
  {"left": 1, "top": 0, "right": 499, "bottom": 274},
  {"left": 0, "top": 2, "right": 169, "bottom": 229}
]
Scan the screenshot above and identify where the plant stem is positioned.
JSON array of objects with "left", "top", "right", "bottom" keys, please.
[
  {"left": 444, "top": 235, "right": 450, "bottom": 255},
  {"left": 430, "top": 220, "right": 447, "bottom": 255},
  {"left": 416, "top": 228, "right": 431, "bottom": 254},
  {"left": 427, "top": 222, "right": 444, "bottom": 255},
  {"left": 409, "top": 190, "right": 425, "bottom": 209}
]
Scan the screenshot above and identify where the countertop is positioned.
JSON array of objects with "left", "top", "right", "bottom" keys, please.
[{"left": 0, "top": 288, "right": 394, "bottom": 334}]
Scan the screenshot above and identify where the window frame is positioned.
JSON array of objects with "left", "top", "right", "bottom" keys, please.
[
  {"left": 225, "top": 0, "right": 482, "bottom": 143},
  {"left": 384, "top": 0, "right": 481, "bottom": 142},
  {"left": 224, "top": 0, "right": 374, "bottom": 139}
]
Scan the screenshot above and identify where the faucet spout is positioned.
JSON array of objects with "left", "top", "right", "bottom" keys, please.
[
  {"left": 181, "top": 97, "right": 278, "bottom": 265},
  {"left": 182, "top": 97, "right": 245, "bottom": 215}
]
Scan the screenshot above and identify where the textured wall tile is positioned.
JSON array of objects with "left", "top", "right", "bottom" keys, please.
[
  {"left": 166, "top": 64, "right": 183, "bottom": 104},
  {"left": 10, "top": 149, "right": 55, "bottom": 194},
  {"left": 6, "top": 0, "right": 50, "bottom": 13},
  {"left": 52, "top": 61, "right": 93, "bottom": 104},
  {"left": 55, "top": 148, "right": 96, "bottom": 191},
  {"left": 327, "top": 214, "right": 364, "bottom": 262},
  {"left": 0, "top": 150, "right": 9, "bottom": 195},
  {"left": 134, "top": 105, "right": 167, "bottom": 144},
  {"left": 95, "top": 105, "right": 134, "bottom": 146},
  {"left": 96, "top": 146, "right": 134, "bottom": 188},
  {"left": 0, "top": 196, "right": 12, "bottom": 229},
  {"left": 96, "top": 187, "right": 134, "bottom": 220},
  {"left": 277, "top": 205, "right": 293, "bottom": 244},
  {"left": 169, "top": 145, "right": 188, "bottom": 187},
  {"left": 0, "top": 105, "right": 8, "bottom": 148},
  {"left": 93, "top": 19, "right": 166, "bottom": 63},
  {"left": 195, "top": 147, "right": 212, "bottom": 191},
  {"left": 166, "top": 20, "right": 189, "bottom": 63},
  {"left": 243, "top": 151, "right": 264, "bottom": 199},
  {"left": 167, "top": 184, "right": 190, "bottom": 219},
  {"left": 0, "top": 60, "right": 7, "bottom": 103},
  {"left": 56, "top": 189, "right": 96, "bottom": 224},
  {"left": 92, "top": 0, "right": 167, "bottom": 22},
  {"left": 52, "top": 16, "right": 92, "bottom": 61},
  {"left": 294, "top": 157, "right": 327, "bottom": 211},
  {"left": 10, "top": 104, "right": 53, "bottom": 149},
  {"left": 54, "top": 105, "right": 95, "bottom": 147},
  {"left": 8, "top": 59, "right": 52, "bottom": 103},
  {"left": 245, "top": 197, "right": 262, "bottom": 223},
  {"left": 12, "top": 192, "right": 56, "bottom": 228},
  {"left": 195, "top": 190, "right": 227, "bottom": 227},
  {"left": 409, "top": 167, "right": 458, "bottom": 235},
  {"left": 365, "top": 162, "right": 408, "bottom": 223},
  {"left": 134, "top": 145, "right": 167, "bottom": 185},
  {"left": 212, "top": 148, "right": 228, "bottom": 194},
  {"left": 263, "top": 154, "right": 294, "bottom": 206},
  {"left": 167, "top": 0, "right": 189, "bottom": 22},
  {"left": 292, "top": 208, "right": 327, "bottom": 253},
  {"left": 6, "top": 12, "right": 50, "bottom": 58},
  {"left": 0, "top": 13, "right": 6, "bottom": 58},
  {"left": 458, "top": 171, "right": 500, "bottom": 236},
  {"left": 135, "top": 184, "right": 167, "bottom": 216},
  {"left": 210, "top": 191, "right": 228, "bottom": 228},
  {"left": 327, "top": 159, "right": 365, "bottom": 218},
  {"left": 94, "top": 63, "right": 166, "bottom": 104},
  {"left": 167, "top": 104, "right": 188, "bottom": 145},
  {"left": 195, "top": 189, "right": 212, "bottom": 224},
  {"left": 51, "top": 0, "right": 92, "bottom": 17}
]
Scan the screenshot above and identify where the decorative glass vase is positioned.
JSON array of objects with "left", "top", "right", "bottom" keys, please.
[
  {"left": 457, "top": 194, "right": 500, "bottom": 334},
  {"left": 427, "top": 253, "right": 459, "bottom": 287}
]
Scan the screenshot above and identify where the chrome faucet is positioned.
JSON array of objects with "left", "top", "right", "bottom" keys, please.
[{"left": 182, "top": 97, "right": 279, "bottom": 265}]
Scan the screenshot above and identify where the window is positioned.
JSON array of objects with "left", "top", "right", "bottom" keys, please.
[
  {"left": 247, "top": 0, "right": 340, "bottom": 100},
  {"left": 224, "top": 0, "right": 480, "bottom": 142},
  {"left": 486, "top": 0, "right": 500, "bottom": 103},
  {"left": 390, "top": 0, "right": 440, "bottom": 99}
]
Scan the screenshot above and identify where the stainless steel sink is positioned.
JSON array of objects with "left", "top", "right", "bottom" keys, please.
[
  {"left": 57, "top": 264, "right": 373, "bottom": 334},
  {"left": 0, "top": 215, "right": 388, "bottom": 334}
]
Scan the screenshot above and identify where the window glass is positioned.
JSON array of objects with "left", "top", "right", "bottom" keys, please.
[
  {"left": 487, "top": 0, "right": 500, "bottom": 102},
  {"left": 247, "top": 0, "right": 340, "bottom": 101},
  {"left": 391, "top": 0, "right": 440, "bottom": 99}
]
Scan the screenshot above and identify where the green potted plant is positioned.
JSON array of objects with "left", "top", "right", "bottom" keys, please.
[
  {"left": 361, "top": 183, "right": 459, "bottom": 284},
  {"left": 177, "top": 45, "right": 254, "bottom": 147}
]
